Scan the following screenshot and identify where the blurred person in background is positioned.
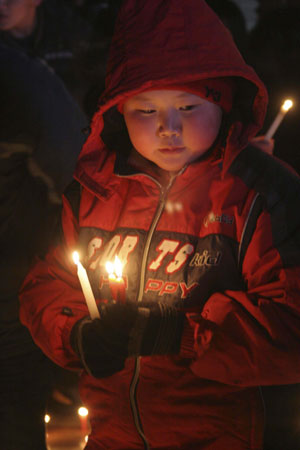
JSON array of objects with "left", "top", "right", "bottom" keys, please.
[
  {"left": 0, "top": 41, "right": 87, "bottom": 449},
  {"left": 0, "top": 0, "right": 92, "bottom": 110}
]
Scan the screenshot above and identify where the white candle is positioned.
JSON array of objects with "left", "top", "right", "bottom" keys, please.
[
  {"left": 72, "top": 251, "right": 100, "bottom": 319},
  {"left": 78, "top": 406, "right": 90, "bottom": 436},
  {"left": 265, "top": 99, "right": 293, "bottom": 140}
]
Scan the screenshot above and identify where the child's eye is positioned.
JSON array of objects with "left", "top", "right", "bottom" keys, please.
[{"left": 179, "top": 105, "right": 196, "bottom": 111}]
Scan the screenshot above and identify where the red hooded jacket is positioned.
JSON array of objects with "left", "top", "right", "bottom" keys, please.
[{"left": 20, "top": 1, "right": 300, "bottom": 449}]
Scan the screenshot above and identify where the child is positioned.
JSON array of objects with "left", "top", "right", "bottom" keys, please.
[{"left": 20, "top": 0, "right": 300, "bottom": 449}]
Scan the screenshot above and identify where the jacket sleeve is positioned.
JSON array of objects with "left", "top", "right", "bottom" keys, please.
[
  {"left": 180, "top": 187, "right": 300, "bottom": 387},
  {"left": 19, "top": 190, "right": 91, "bottom": 370}
]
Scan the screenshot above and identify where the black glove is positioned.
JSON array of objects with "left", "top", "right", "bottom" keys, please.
[
  {"left": 71, "top": 302, "right": 184, "bottom": 378},
  {"left": 70, "top": 302, "right": 137, "bottom": 378},
  {"left": 128, "top": 302, "right": 184, "bottom": 357}
]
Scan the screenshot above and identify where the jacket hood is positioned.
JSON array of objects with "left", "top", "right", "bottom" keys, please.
[{"left": 75, "top": 0, "right": 268, "bottom": 191}]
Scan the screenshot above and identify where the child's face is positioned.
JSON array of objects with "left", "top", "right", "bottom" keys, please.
[{"left": 123, "top": 89, "right": 223, "bottom": 173}]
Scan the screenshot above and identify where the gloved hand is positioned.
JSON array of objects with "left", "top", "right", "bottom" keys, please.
[
  {"left": 70, "top": 302, "right": 137, "bottom": 378},
  {"left": 71, "top": 302, "right": 184, "bottom": 378}
]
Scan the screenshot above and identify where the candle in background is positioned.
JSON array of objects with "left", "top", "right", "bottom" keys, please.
[
  {"left": 72, "top": 251, "right": 100, "bottom": 319},
  {"left": 78, "top": 406, "right": 90, "bottom": 436},
  {"left": 265, "top": 99, "right": 294, "bottom": 140},
  {"left": 105, "top": 256, "right": 126, "bottom": 303}
]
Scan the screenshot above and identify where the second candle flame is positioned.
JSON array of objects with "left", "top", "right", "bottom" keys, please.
[{"left": 106, "top": 255, "right": 123, "bottom": 280}]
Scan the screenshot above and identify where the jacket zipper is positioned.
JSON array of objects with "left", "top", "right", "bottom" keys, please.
[{"left": 129, "top": 173, "right": 177, "bottom": 450}]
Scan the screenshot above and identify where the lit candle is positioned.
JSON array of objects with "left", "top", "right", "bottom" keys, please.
[
  {"left": 265, "top": 99, "right": 294, "bottom": 140},
  {"left": 72, "top": 251, "right": 100, "bottom": 319},
  {"left": 78, "top": 406, "right": 90, "bottom": 436},
  {"left": 105, "top": 256, "right": 126, "bottom": 303}
]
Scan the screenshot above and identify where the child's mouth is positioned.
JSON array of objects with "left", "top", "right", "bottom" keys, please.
[{"left": 159, "top": 147, "right": 185, "bottom": 153}]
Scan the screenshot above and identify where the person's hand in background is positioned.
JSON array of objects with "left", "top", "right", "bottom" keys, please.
[{"left": 250, "top": 135, "right": 275, "bottom": 155}]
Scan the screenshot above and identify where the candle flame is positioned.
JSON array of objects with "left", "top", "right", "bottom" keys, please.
[
  {"left": 78, "top": 406, "right": 89, "bottom": 417},
  {"left": 72, "top": 251, "right": 80, "bottom": 265},
  {"left": 105, "top": 261, "right": 114, "bottom": 275},
  {"left": 105, "top": 255, "right": 123, "bottom": 279},
  {"left": 281, "top": 99, "right": 293, "bottom": 112}
]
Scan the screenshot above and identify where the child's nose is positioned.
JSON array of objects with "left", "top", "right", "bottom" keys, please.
[{"left": 158, "top": 111, "right": 181, "bottom": 137}]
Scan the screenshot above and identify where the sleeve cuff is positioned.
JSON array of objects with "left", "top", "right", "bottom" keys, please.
[{"left": 61, "top": 313, "right": 87, "bottom": 360}]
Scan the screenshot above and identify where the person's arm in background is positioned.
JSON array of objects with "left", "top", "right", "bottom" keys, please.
[
  {"left": 0, "top": 141, "right": 60, "bottom": 297},
  {"left": 250, "top": 135, "right": 299, "bottom": 175},
  {"left": 250, "top": 135, "right": 274, "bottom": 154}
]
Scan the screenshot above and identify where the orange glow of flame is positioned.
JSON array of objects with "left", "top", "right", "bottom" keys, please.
[{"left": 105, "top": 255, "right": 123, "bottom": 280}]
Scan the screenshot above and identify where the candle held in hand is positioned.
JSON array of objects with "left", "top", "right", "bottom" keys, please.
[
  {"left": 72, "top": 251, "right": 100, "bottom": 319},
  {"left": 105, "top": 256, "right": 126, "bottom": 303},
  {"left": 265, "top": 99, "right": 293, "bottom": 140}
]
